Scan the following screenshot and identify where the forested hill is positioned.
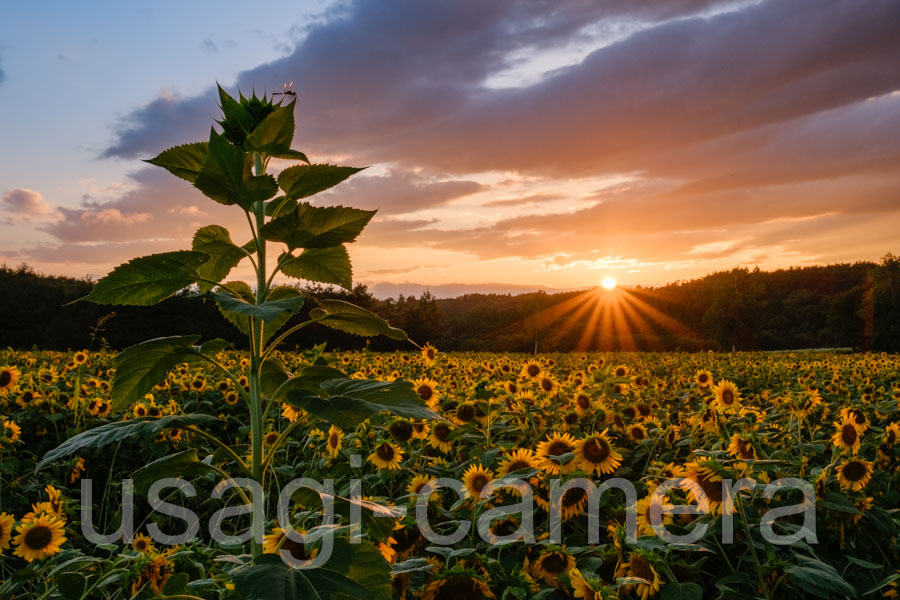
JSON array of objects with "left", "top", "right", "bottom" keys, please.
[{"left": 2, "top": 255, "right": 898, "bottom": 352}]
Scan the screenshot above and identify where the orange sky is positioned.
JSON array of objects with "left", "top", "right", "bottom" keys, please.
[{"left": 2, "top": 0, "right": 899, "bottom": 296}]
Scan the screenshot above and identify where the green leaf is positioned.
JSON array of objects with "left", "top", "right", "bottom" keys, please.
[
  {"left": 214, "top": 288, "right": 304, "bottom": 323},
  {"left": 192, "top": 225, "right": 250, "bottom": 291},
  {"left": 269, "top": 148, "right": 310, "bottom": 163},
  {"left": 285, "top": 378, "right": 438, "bottom": 428},
  {"left": 280, "top": 247, "right": 352, "bottom": 289},
  {"left": 660, "top": 582, "right": 703, "bottom": 600},
  {"left": 162, "top": 572, "right": 190, "bottom": 596},
  {"left": 112, "top": 335, "right": 225, "bottom": 411},
  {"left": 784, "top": 556, "right": 857, "bottom": 598},
  {"left": 215, "top": 284, "right": 303, "bottom": 343},
  {"left": 265, "top": 196, "right": 296, "bottom": 218},
  {"left": 310, "top": 299, "right": 407, "bottom": 340},
  {"left": 38, "top": 414, "right": 218, "bottom": 468},
  {"left": 244, "top": 103, "right": 295, "bottom": 154},
  {"left": 291, "top": 487, "right": 402, "bottom": 540},
  {"left": 260, "top": 357, "right": 290, "bottom": 398},
  {"left": 79, "top": 251, "right": 208, "bottom": 306},
  {"left": 232, "top": 553, "right": 375, "bottom": 600},
  {"left": 56, "top": 573, "right": 86, "bottom": 600},
  {"left": 217, "top": 84, "right": 254, "bottom": 145},
  {"left": 193, "top": 129, "right": 278, "bottom": 209},
  {"left": 132, "top": 449, "right": 219, "bottom": 495},
  {"left": 260, "top": 203, "right": 375, "bottom": 251},
  {"left": 325, "top": 539, "right": 393, "bottom": 600},
  {"left": 144, "top": 142, "right": 208, "bottom": 183},
  {"left": 277, "top": 164, "right": 364, "bottom": 201},
  {"left": 266, "top": 365, "right": 348, "bottom": 402}
]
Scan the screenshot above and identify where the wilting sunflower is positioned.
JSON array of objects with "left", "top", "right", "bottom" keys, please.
[
  {"left": 617, "top": 552, "right": 663, "bottom": 600},
  {"left": 569, "top": 568, "right": 607, "bottom": 600},
  {"left": 69, "top": 457, "right": 86, "bottom": 483},
  {"left": 532, "top": 548, "right": 576, "bottom": 586},
  {"left": 132, "top": 532, "right": 155, "bottom": 554},
  {"left": 428, "top": 422, "right": 453, "bottom": 453},
  {"left": 0, "top": 366, "right": 20, "bottom": 394},
  {"left": 836, "top": 458, "right": 873, "bottom": 492},
  {"left": 574, "top": 431, "right": 622, "bottom": 476},
  {"left": 422, "top": 569, "right": 494, "bottom": 600},
  {"left": 325, "top": 425, "right": 343, "bottom": 458},
  {"left": 711, "top": 380, "right": 741, "bottom": 412},
  {"left": 681, "top": 460, "right": 724, "bottom": 514},
  {"left": 536, "top": 432, "right": 578, "bottom": 475},
  {"left": 369, "top": 441, "right": 404, "bottom": 470},
  {"left": 694, "top": 369, "right": 713, "bottom": 388},
  {"left": 12, "top": 513, "right": 67, "bottom": 562},
  {"left": 412, "top": 378, "right": 440, "bottom": 409},
  {"left": 727, "top": 433, "right": 758, "bottom": 460},
  {"left": 831, "top": 417, "right": 863, "bottom": 454},
  {"left": 0, "top": 512, "right": 14, "bottom": 550},
  {"left": 463, "top": 464, "right": 494, "bottom": 500},
  {"left": 496, "top": 448, "right": 540, "bottom": 477},
  {"left": 520, "top": 360, "right": 543, "bottom": 381},
  {"left": 421, "top": 343, "right": 438, "bottom": 365}
]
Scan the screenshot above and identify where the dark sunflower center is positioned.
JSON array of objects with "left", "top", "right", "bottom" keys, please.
[
  {"left": 548, "top": 441, "right": 571, "bottom": 457},
  {"left": 562, "top": 487, "right": 586, "bottom": 506},
  {"left": 457, "top": 404, "right": 476, "bottom": 421},
  {"left": 24, "top": 525, "right": 52, "bottom": 550},
  {"left": 576, "top": 395, "right": 590, "bottom": 409},
  {"left": 737, "top": 439, "right": 754, "bottom": 459},
  {"left": 417, "top": 385, "right": 433, "bottom": 401},
  {"left": 376, "top": 444, "right": 395, "bottom": 461},
  {"left": 615, "top": 368, "right": 626, "bottom": 377},
  {"left": 281, "top": 537, "right": 310, "bottom": 561},
  {"left": 841, "top": 425, "right": 857, "bottom": 446},
  {"left": 637, "top": 404, "right": 651, "bottom": 417},
  {"left": 389, "top": 421, "right": 413, "bottom": 442},
  {"left": 721, "top": 390, "right": 734, "bottom": 404},
  {"left": 630, "top": 555, "right": 653, "bottom": 580},
  {"left": 0, "top": 371, "right": 11, "bottom": 387},
  {"left": 843, "top": 461, "right": 866, "bottom": 481},
  {"left": 471, "top": 475, "right": 488, "bottom": 492},
  {"left": 583, "top": 438, "right": 610, "bottom": 462},
  {"left": 541, "top": 378, "right": 553, "bottom": 392},
  {"left": 434, "top": 424, "right": 451, "bottom": 441},
  {"left": 631, "top": 427, "right": 645, "bottom": 441},
  {"left": 541, "top": 552, "right": 566, "bottom": 573},
  {"left": 527, "top": 365, "right": 540, "bottom": 377},
  {"left": 436, "top": 575, "right": 482, "bottom": 599},
  {"left": 698, "top": 373, "right": 709, "bottom": 383},
  {"left": 697, "top": 474, "right": 723, "bottom": 502}
]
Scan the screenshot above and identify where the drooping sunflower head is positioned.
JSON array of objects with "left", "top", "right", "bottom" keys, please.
[
  {"left": 0, "top": 512, "right": 14, "bottom": 550},
  {"left": 532, "top": 549, "right": 576, "bottom": 586},
  {"left": 423, "top": 569, "right": 494, "bottom": 600}
]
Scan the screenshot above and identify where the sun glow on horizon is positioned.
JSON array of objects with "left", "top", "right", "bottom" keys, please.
[{"left": 601, "top": 276, "right": 617, "bottom": 290}]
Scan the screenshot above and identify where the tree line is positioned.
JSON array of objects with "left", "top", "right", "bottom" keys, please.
[{"left": 1, "top": 254, "right": 898, "bottom": 352}]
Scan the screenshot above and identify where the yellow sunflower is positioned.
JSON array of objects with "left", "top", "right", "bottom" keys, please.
[
  {"left": 727, "top": 433, "right": 758, "bottom": 461},
  {"left": 532, "top": 549, "right": 576, "bottom": 586},
  {"left": 694, "top": 369, "right": 713, "bottom": 388},
  {"left": 711, "top": 380, "right": 741, "bottom": 412},
  {"left": 569, "top": 568, "right": 604, "bottom": 599},
  {"left": 1, "top": 419, "right": 22, "bottom": 443},
  {"left": 836, "top": 458, "right": 873, "bottom": 492},
  {"left": 617, "top": 552, "right": 663, "bottom": 600},
  {"left": 428, "top": 422, "right": 454, "bottom": 453},
  {"left": 0, "top": 512, "right": 14, "bottom": 550},
  {"left": 412, "top": 378, "right": 440, "bottom": 409},
  {"left": 132, "top": 532, "right": 155, "bottom": 554},
  {"left": 281, "top": 403, "right": 302, "bottom": 422},
  {"left": 463, "top": 464, "right": 494, "bottom": 500},
  {"left": 831, "top": 416, "right": 862, "bottom": 454},
  {"left": 368, "top": 441, "right": 404, "bottom": 470},
  {"left": 263, "top": 527, "right": 318, "bottom": 561},
  {"left": 411, "top": 421, "right": 430, "bottom": 440},
  {"left": 12, "top": 513, "right": 67, "bottom": 562},
  {"left": 536, "top": 432, "right": 578, "bottom": 475},
  {"left": 325, "top": 425, "right": 343, "bottom": 458},
  {"left": 574, "top": 431, "right": 622, "bottom": 476},
  {"left": 496, "top": 448, "right": 540, "bottom": 477},
  {"left": 612, "top": 364, "right": 630, "bottom": 378},
  {"left": 681, "top": 460, "right": 724, "bottom": 514},
  {"left": 421, "top": 343, "right": 438, "bottom": 365},
  {"left": 0, "top": 366, "right": 20, "bottom": 394},
  {"left": 634, "top": 492, "right": 673, "bottom": 537},
  {"left": 627, "top": 423, "right": 649, "bottom": 443},
  {"left": 537, "top": 373, "right": 559, "bottom": 395},
  {"left": 520, "top": 360, "right": 543, "bottom": 381}
]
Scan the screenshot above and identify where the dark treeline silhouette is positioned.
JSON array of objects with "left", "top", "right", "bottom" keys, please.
[{"left": 1, "top": 254, "right": 898, "bottom": 352}]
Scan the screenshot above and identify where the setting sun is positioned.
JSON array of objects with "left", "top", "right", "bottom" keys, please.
[{"left": 601, "top": 276, "right": 617, "bottom": 290}]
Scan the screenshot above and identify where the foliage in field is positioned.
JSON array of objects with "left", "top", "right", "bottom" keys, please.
[{"left": 1, "top": 348, "right": 898, "bottom": 599}]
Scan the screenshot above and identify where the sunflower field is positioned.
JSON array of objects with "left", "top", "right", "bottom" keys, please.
[{"left": 1, "top": 347, "right": 898, "bottom": 600}]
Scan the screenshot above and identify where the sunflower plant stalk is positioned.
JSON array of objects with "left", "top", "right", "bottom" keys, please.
[{"left": 38, "top": 85, "right": 437, "bottom": 594}]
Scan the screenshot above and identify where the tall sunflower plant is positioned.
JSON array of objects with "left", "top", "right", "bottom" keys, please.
[{"left": 37, "top": 85, "right": 438, "bottom": 598}]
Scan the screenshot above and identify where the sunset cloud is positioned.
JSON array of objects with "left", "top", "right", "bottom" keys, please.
[
  {"left": 1, "top": 188, "right": 61, "bottom": 224},
  {"left": 8, "top": 0, "right": 898, "bottom": 290}
]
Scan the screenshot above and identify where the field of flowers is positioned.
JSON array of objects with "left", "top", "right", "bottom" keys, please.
[{"left": 1, "top": 347, "right": 898, "bottom": 599}]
